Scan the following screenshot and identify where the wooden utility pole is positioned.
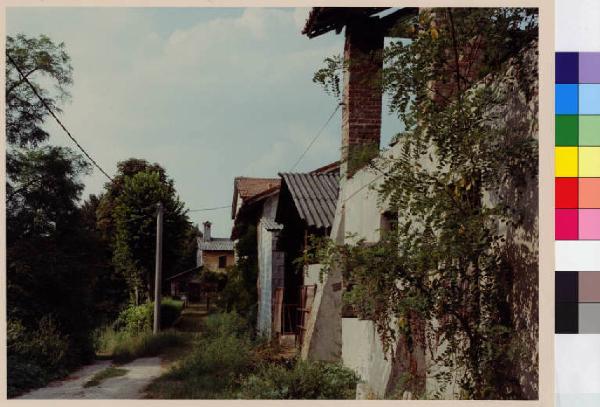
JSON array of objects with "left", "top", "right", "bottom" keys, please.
[{"left": 153, "top": 202, "right": 164, "bottom": 334}]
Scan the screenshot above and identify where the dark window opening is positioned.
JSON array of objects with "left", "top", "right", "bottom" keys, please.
[
  {"left": 380, "top": 210, "right": 398, "bottom": 237},
  {"left": 218, "top": 255, "right": 227, "bottom": 269}
]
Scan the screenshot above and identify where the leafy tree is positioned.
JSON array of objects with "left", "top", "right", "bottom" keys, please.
[
  {"left": 217, "top": 225, "right": 259, "bottom": 325},
  {"left": 6, "top": 33, "right": 72, "bottom": 148},
  {"left": 312, "top": 8, "right": 538, "bottom": 399},
  {"left": 5, "top": 33, "right": 116, "bottom": 396},
  {"left": 102, "top": 160, "right": 191, "bottom": 303}
]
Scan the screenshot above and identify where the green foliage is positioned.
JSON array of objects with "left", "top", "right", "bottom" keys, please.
[
  {"left": 114, "top": 298, "right": 184, "bottom": 335},
  {"left": 312, "top": 55, "right": 345, "bottom": 101},
  {"left": 111, "top": 331, "right": 188, "bottom": 364},
  {"left": 101, "top": 160, "right": 192, "bottom": 302},
  {"left": 217, "top": 225, "right": 258, "bottom": 323},
  {"left": 146, "top": 311, "right": 358, "bottom": 400},
  {"left": 6, "top": 33, "right": 73, "bottom": 148},
  {"left": 83, "top": 367, "right": 128, "bottom": 388},
  {"left": 202, "top": 311, "right": 251, "bottom": 340},
  {"left": 148, "top": 312, "right": 254, "bottom": 398},
  {"left": 312, "top": 8, "right": 538, "bottom": 400},
  {"left": 7, "top": 317, "right": 70, "bottom": 397},
  {"left": 6, "top": 34, "right": 111, "bottom": 397},
  {"left": 239, "top": 360, "right": 359, "bottom": 399}
]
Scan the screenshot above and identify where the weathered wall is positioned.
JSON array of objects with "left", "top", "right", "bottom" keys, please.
[
  {"left": 257, "top": 225, "right": 273, "bottom": 336},
  {"left": 202, "top": 250, "right": 234, "bottom": 273},
  {"left": 256, "top": 195, "right": 282, "bottom": 337}
]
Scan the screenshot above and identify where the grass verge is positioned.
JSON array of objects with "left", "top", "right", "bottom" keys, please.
[
  {"left": 144, "top": 312, "right": 359, "bottom": 399},
  {"left": 83, "top": 367, "right": 128, "bottom": 388},
  {"left": 96, "top": 327, "right": 190, "bottom": 364}
]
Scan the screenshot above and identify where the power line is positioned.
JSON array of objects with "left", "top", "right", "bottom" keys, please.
[
  {"left": 7, "top": 53, "right": 114, "bottom": 182},
  {"left": 290, "top": 102, "right": 342, "bottom": 171},
  {"left": 188, "top": 205, "right": 230, "bottom": 212}
]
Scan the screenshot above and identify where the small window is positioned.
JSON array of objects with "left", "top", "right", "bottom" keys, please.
[
  {"left": 218, "top": 255, "right": 227, "bottom": 269},
  {"left": 380, "top": 211, "right": 397, "bottom": 236}
]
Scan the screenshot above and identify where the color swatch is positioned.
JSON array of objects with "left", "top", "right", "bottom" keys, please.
[
  {"left": 555, "top": 271, "right": 600, "bottom": 333},
  {"left": 555, "top": 52, "right": 600, "bottom": 334},
  {"left": 555, "top": 52, "right": 600, "bottom": 240}
]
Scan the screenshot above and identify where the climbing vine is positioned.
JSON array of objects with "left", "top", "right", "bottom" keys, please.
[{"left": 311, "top": 8, "right": 538, "bottom": 399}]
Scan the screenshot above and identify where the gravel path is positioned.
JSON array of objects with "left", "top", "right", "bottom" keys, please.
[{"left": 17, "top": 357, "right": 165, "bottom": 399}]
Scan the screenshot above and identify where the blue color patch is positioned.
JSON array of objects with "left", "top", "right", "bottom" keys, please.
[
  {"left": 556, "top": 84, "right": 579, "bottom": 115},
  {"left": 580, "top": 84, "right": 600, "bottom": 114}
]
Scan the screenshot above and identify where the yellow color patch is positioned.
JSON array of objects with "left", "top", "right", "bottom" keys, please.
[
  {"left": 556, "top": 147, "right": 578, "bottom": 177},
  {"left": 580, "top": 147, "right": 600, "bottom": 177}
]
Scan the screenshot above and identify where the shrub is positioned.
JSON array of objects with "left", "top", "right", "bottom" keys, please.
[
  {"left": 239, "top": 360, "right": 360, "bottom": 399},
  {"left": 110, "top": 330, "right": 187, "bottom": 364},
  {"left": 114, "top": 298, "right": 183, "bottom": 335},
  {"left": 148, "top": 337, "right": 253, "bottom": 398},
  {"left": 202, "top": 311, "right": 249, "bottom": 340},
  {"left": 7, "top": 317, "right": 70, "bottom": 398}
]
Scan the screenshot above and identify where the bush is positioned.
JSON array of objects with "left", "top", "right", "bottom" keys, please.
[
  {"left": 239, "top": 360, "right": 360, "bottom": 399},
  {"left": 7, "top": 317, "right": 71, "bottom": 398},
  {"left": 114, "top": 298, "right": 183, "bottom": 335},
  {"left": 93, "top": 327, "right": 187, "bottom": 364},
  {"left": 146, "top": 311, "right": 254, "bottom": 399},
  {"left": 145, "top": 311, "right": 360, "bottom": 400},
  {"left": 202, "top": 311, "right": 249, "bottom": 340}
]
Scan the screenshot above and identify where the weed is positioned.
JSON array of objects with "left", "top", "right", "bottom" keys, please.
[{"left": 83, "top": 367, "right": 128, "bottom": 388}]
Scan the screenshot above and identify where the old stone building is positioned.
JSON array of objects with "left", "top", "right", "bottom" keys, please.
[{"left": 298, "top": 7, "right": 538, "bottom": 400}]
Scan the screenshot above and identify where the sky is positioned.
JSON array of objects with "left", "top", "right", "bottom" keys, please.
[{"left": 7, "top": 7, "right": 402, "bottom": 237}]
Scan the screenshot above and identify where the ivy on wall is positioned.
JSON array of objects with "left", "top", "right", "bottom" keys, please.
[{"left": 310, "top": 8, "right": 538, "bottom": 399}]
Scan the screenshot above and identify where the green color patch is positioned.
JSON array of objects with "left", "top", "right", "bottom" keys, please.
[
  {"left": 556, "top": 115, "right": 579, "bottom": 146},
  {"left": 83, "top": 366, "right": 128, "bottom": 388},
  {"left": 580, "top": 115, "right": 600, "bottom": 146}
]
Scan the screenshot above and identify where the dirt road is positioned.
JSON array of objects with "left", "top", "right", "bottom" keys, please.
[{"left": 17, "top": 357, "right": 165, "bottom": 399}]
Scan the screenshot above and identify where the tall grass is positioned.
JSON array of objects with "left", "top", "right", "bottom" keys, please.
[
  {"left": 144, "top": 312, "right": 360, "bottom": 399},
  {"left": 95, "top": 326, "right": 188, "bottom": 364}
]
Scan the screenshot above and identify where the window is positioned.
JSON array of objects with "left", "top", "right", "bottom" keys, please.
[
  {"left": 218, "top": 255, "right": 227, "bottom": 269},
  {"left": 380, "top": 210, "right": 397, "bottom": 237}
]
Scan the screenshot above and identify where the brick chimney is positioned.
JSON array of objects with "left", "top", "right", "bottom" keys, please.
[
  {"left": 341, "top": 20, "right": 384, "bottom": 178},
  {"left": 203, "top": 221, "right": 212, "bottom": 241}
]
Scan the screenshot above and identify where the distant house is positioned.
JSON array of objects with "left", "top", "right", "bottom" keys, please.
[
  {"left": 165, "top": 266, "right": 202, "bottom": 301},
  {"left": 197, "top": 221, "right": 234, "bottom": 272},
  {"left": 231, "top": 177, "right": 283, "bottom": 337}
]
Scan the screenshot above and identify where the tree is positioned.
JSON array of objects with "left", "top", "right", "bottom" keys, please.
[
  {"left": 312, "top": 8, "right": 538, "bottom": 399},
  {"left": 6, "top": 34, "right": 110, "bottom": 395},
  {"left": 6, "top": 34, "right": 72, "bottom": 148},
  {"left": 101, "top": 159, "right": 192, "bottom": 304}
]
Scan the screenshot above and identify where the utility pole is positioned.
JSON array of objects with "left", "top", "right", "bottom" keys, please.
[{"left": 153, "top": 202, "right": 164, "bottom": 334}]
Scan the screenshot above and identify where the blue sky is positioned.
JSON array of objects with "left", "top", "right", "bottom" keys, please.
[{"left": 7, "top": 7, "right": 401, "bottom": 237}]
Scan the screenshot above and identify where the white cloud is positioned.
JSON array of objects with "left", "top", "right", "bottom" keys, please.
[{"left": 7, "top": 7, "right": 344, "bottom": 237}]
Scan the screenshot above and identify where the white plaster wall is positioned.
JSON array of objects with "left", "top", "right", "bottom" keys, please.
[
  {"left": 342, "top": 318, "right": 394, "bottom": 398},
  {"left": 305, "top": 263, "right": 322, "bottom": 286}
]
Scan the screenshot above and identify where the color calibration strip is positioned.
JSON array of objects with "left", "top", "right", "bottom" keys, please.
[
  {"left": 555, "top": 3, "right": 600, "bottom": 404},
  {"left": 555, "top": 52, "right": 600, "bottom": 240},
  {"left": 555, "top": 53, "right": 600, "bottom": 334},
  {"left": 556, "top": 271, "right": 600, "bottom": 333}
]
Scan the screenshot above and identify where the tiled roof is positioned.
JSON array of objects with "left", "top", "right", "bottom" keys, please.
[
  {"left": 235, "top": 177, "right": 281, "bottom": 200},
  {"left": 260, "top": 218, "right": 283, "bottom": 231},
  {"left": 279, "top": 172, "right": 340, "bottom": 230},
  {"left": 198, "top": 237, "right": 234, "bottom": 251}
]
